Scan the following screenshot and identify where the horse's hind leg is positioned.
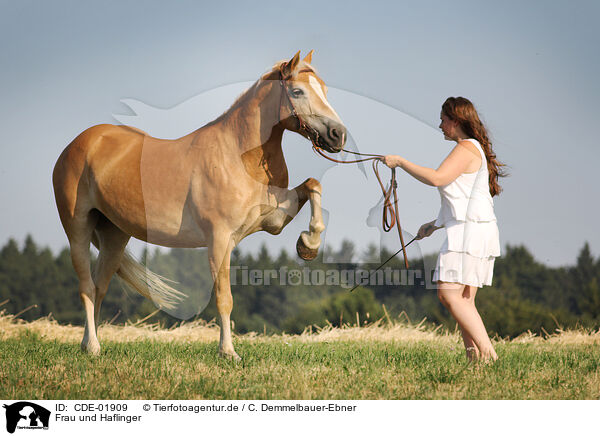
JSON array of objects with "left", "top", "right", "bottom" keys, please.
[
  {"left": 91, "top": 216, "right": 130, "bottom": 332},
  {"left": 66, "top": 210, "right": 102, "bottom": 354}
]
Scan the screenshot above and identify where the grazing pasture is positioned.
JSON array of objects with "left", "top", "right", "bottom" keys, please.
[{"left": 1, "top": 312, "right": 598, "bottom": 400}]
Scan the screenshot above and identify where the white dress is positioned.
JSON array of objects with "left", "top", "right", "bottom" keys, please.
[{"left": 432, "top": 138, "right": 501, "bottom": 287}]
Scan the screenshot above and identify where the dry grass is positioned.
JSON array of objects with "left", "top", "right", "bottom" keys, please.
[{"left": 1, "top": 309, "right": 599, "bottom": 346}]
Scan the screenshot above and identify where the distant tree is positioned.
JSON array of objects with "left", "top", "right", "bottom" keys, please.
[
  {"left": 257, "top": 243, "right": 271, "bottom": 265},
  {"left": 0, "top": 238, "right": 27, "bottom": 316},
  {"left": 569, "top": 243, "right": 600, "bottom": 323},
  {"left": 282, "top": 287, "right": 383, "bottom": 333},
  {"left": 276, "top": 248, "right": 289, "bottom": 264},
  {"left": 579, "top": 277, "right": 600, "bottom": 324},
  {"left": 333, "top": 240, "right": 356, "bottom": 263}
]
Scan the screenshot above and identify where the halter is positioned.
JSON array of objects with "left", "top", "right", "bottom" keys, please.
[
  {"left": 278, "top": 64, "right": 323, "bottom": 149},
  {"left": 278, "top": 64, "right": 411, "bottom": 269}
]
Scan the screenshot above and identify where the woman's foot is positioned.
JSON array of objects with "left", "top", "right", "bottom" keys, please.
[
  {"left": 465, "top": 346, "right": 479, "bottom": 362},
  {"left": 475, "top": 349, "right": 498, "bottom": 366}
]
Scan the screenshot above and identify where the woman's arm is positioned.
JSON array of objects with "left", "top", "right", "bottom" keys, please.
[{"left": 382, "top": 141, "right": 479, "bottom": 187}]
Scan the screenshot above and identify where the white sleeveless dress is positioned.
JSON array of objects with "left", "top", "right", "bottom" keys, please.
[{"left": 432, "top": 138, "right": 501, "bottom": 287}]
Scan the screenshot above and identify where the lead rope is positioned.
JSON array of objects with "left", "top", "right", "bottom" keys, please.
[
  {"left": 312, "top": 147, "right": 411, "bottom": 269},
  {"left": 347, "top": 236, "right": 417, "bottom": 293},
  {"left": 279, "top": 65, "right": 411, "bottom": 270}
]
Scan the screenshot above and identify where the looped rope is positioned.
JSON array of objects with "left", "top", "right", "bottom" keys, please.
[
  {"left": 278, "top": 65, "right": 410, "bottom": 268},
  {"left": 313, "top": 148, "right": 410, "bottom": 269}
]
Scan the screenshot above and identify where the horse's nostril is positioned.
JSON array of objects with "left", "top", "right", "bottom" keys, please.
[{"left": 327, "top": 123, "right": 346, "bottom": 147}]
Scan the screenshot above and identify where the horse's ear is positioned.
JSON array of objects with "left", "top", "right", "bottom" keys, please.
[
  {"left": 303, "top": 50, "right": 314, "bottom": 64},
  {"left": 282, "top": 50, "right": 301, "bottom": 77}
]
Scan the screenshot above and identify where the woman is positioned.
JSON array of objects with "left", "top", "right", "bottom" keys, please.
[{"left": 381, "top": 97, "right": 505, "bottom": 362}]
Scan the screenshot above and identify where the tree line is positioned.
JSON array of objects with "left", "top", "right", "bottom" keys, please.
[{"left": 0, "top": 235, "right": 598, "bottom": 338}]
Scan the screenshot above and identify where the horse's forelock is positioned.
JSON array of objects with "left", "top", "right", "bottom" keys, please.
[{"left": 261, "top": 60, "right": 318, "bottom": 82}]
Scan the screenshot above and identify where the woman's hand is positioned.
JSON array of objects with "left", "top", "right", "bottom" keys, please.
[
  {"left": 416, "top": 221, "right": 438, "bottom": 240},
  {"left": 380, "top": 155, "right": 404, "bottom": 169}
]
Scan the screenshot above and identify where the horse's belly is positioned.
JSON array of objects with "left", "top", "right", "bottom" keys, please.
[
  {"left": 133, "top": 226, "right": 207, "bottom": 248},
  {"left": 93, "top": 186, "right": 207, "bottom": 248},
  {"left": 88, "top": 142, "right": 208, "bottom": 247},
  {"left": 103, "top": 205, "right": 207, "bottom": 248}
]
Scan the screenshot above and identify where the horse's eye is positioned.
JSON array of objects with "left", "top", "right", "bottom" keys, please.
[{"left": 291, "top": 88, "right": 304, "bottom": 98}]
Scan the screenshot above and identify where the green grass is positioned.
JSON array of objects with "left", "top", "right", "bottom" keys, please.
[{"left": 1, "top": 332, "right": 599, "bottom": 399}]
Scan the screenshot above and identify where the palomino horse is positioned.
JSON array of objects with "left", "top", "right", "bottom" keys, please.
[{"left": 52, "top": 51, "right": 347, "bottom": 359}]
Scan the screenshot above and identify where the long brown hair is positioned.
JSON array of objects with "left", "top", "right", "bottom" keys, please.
[{"left": 442, "top": 97, "right": 507, "bottom": 197}]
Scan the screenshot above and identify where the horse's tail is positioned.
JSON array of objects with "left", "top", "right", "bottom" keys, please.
[{"left": 116, "top": 250, "right": 186, "bottom": 310}]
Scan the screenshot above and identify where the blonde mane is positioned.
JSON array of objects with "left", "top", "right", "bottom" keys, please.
[{"left": 220, "top": 60, "right": 318, "bottom": 118}]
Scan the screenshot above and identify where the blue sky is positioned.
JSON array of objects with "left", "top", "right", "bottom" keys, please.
[{"left": 1, "top": 0, "right": 599, "bottom": 266}]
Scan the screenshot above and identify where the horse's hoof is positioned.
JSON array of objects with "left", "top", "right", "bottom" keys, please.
[
  {"left": 296, "top": 235, "right": 318, "bottom": 261},
  {"left": 81, "top": 340, "right": 101, "bottom": 355},
  {"left": 219, "top": 350, "right": 241, "bottom": 361}
]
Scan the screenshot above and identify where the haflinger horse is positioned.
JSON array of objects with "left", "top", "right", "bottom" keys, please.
[{"left": 52, "top": 50, "right": 347, "bottom": 359}]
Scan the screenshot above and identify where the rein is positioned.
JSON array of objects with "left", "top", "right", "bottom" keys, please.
[{"left": 278, "top": 65, "right": 411, "bottom": 269}]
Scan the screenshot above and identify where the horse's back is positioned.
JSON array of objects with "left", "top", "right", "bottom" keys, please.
[
  {"left": 53, "top": 124, "right": 206, "bottom": 245},
  {"left": 53, "top": 124, "right": 147, "bottom": 230},
  {"left": 54, "top": 124, "right": 144, "bottom": 177}
]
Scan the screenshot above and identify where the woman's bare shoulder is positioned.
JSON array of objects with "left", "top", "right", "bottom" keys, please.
[
  {"left": 455, "top": 140, "right": 481, "bottom": 172},
  {"left": 456, "top": 140, "right": 480, "bottom": 157}
]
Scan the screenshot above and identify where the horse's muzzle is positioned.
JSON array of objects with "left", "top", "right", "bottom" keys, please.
[{"left": 320, "top": 120, "right": 346, "bottom": 152}]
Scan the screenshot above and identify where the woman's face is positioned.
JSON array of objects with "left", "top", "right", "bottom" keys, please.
[{"left": 439, "top": 112, "right": 458, "bottom": 141}]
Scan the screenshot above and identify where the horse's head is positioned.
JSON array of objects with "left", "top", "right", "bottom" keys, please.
[{"left": 276, "top": 50, "right": 347, "bottom": 153}]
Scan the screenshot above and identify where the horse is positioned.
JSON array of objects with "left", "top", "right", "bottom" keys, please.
[{"left": 52, "top": 50, "right": 347, "bottom": 359}]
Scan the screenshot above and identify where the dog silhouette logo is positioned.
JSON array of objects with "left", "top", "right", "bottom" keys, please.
[{"left": 3, "top": 402, "right": 50, "bottom": 433}]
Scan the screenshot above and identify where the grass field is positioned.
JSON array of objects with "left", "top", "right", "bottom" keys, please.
[{"left": 1, "top": 311, "right": 599, "bottom": 400}]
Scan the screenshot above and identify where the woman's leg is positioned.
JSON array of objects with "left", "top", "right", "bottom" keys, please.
[
  {"left": 463, "top": 285, "right": 497, "bottom": 361},
  {"left": 460, "top": 328, "right": 480, "bottom": 361},
  {"left": 459, "top": 285, "right": 479, "bottom": 361},
  {"left": 437, "top": 281, "right": 497, "bottom": 361},
  {"left": 436, "top": 282, "right": 478, "bottom": 359}
]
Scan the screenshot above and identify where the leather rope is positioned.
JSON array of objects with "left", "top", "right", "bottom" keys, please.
[
  {"left": 347, "top": 235, "right": 417, "bottom": 293},
  {"left": 278, "top": 64, "right": 410, "bottom": 269}
]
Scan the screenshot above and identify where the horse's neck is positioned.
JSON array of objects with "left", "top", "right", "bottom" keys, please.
[
  {"left": 239, "top": 127, "right": 288, "bottom": 188},
  {"left": 215, "top": 80, "right": 290, "bottom": 188}
]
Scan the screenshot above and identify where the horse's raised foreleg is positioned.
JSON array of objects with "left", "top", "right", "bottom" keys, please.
[
  {"left": 262, "top": 177, "right": 324, "bottom": 260},
  {"left": 296, "top": 178, "right": 325, "bottom": 260},
  {"left": 207, "top": 231, "right": 239, "bottom": 360}
]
